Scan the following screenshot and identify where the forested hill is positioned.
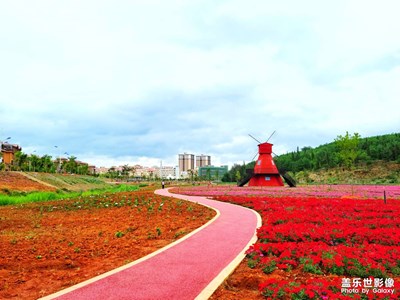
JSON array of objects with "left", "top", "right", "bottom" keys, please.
[
  {"left": 222, "top": 133, "right": 400, "bottom": 184},
  {"left": 275, "top": 133, "right": 400, "bottom": 173}
]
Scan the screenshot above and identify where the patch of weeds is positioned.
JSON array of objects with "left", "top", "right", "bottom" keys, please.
[
  {"left": 74, "top": 248, "right": 81, "bottom": 253},
  {"left": 115, "top": 231, "right": 125, "bottom": 238},
  {"left": 26, "top": 234, "right": 35, "bottom": 240},
  {"left": 1, "top": 188, "right": 11, "bottom": 195},
  {"left": 174, "top": 230, "right": 186, "bottom": 239},
  {"left": 68, "top": 241, "right": 74, "bottom": 247},
  {"left": 156, "top": 227, "right": 162, "bottom": 236}
]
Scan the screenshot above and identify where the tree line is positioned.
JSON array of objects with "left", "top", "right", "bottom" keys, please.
[
  {"left": 222, "top": 132, "right": 400, "bottom": 182},
  {"left": 0, "top": 151, "right": 90, "bottom": 174},
  {"left": 275, "top": 132, "right": 400, "bottom": 173}
]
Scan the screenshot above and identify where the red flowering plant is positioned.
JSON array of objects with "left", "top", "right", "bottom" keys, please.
[
  {"left": 173, "top": 185, "right": 400, "bottom": 298},
  {"left": 258, "top": 277, "right": 341, "bottom": 299}
]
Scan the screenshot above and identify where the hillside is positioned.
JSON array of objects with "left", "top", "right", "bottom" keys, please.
[
  {"left": 275, "top": 133, "right": 400, "bottom": 172},
  {"left": 222, "top": 133, "right": 400, "bottom": 185},
  {"left": 0, "top": 172, "right": 115, "bottom": 194},
  {"left": 274, "top": 133, "right": 400, "bottom": 184},
  {"left": 23, "top": 172, "right": 112, "bottom": 191},
  {"left": 294, "top": 161, "right": 400, "bottom": 185},
  {"left": 0, "top": 172, "right": 57, "bottom": 193}
]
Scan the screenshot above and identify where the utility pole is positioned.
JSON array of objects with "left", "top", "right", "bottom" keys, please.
[{"left": 54, "top": 146, "right": 61, "bottom": 173}]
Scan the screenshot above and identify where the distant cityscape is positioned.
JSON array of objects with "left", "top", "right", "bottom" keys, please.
[
  {"left": 0, "top": 141, "right": 228, "bottom": 180},
  {"left": 97, "top": 153, "right": 228, "bottom": 180}
]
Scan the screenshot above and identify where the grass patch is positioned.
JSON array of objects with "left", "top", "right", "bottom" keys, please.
[
  {"left": 24, "top": 173, "right": 112, "bottom": 191},
  {"left": 0, "top": 184, "right": 140, "bottom": 206}
]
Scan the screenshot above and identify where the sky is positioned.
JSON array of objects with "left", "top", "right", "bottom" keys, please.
[{"left": 1, "top": 0, "right": 399, "bottom": 168}]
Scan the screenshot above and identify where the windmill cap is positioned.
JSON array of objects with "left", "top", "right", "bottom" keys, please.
[{"left": 258, "top": 142, "right": 273, "bottom": 154}]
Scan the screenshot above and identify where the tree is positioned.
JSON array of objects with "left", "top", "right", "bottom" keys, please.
[
  {"left": 334, "top": 131, "right": 361, "bottom": 169},
  {"left": 40, "top": 155, "right": 54, "bottom": 173},
  {"left": 221, "top": 172, "right": 231, "bottom": 182},
  {"left": 271, "top": 132, "right": 399, "bottom": 173},
  {"left": 107, "top": 167, "right": 119, "bottom": 180},
  {"left": 187, "top": 169, "right": 194, "bottom": 181},
  {"left": 235, "top": 170, "right": 241, "bottom": 182},
  {"left": 121, "top": 165, "right": 132, "bottom": 181},
  {"left": 64, "top": 156, "right": 78, "bottom": 173},
  {"left": 77, "top": 164, "right": 88, "bottom": 175},
  {"left": 28, "top": 154, "right": 40, "bottom": 172},
  {"left": 13, "top": 151, "right": 28, "bottom": 171}
]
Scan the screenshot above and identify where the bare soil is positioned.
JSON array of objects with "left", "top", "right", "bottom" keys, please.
[
  {"left": 0, "top": 190, "right": 215, "bottom": 299},
  {"left": 210, "top": 262, "right": 265, "bottom": 300},
  {"left": 0, "top": 172, "right": 56, "bottom": 193}
]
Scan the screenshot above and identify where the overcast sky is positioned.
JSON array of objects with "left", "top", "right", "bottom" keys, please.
[{"left": 1, "top": 0, "right": 399, "bottom": 167}]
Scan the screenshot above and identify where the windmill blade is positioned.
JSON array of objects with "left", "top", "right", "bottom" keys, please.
[
  {"left": 248, "top": 133, "right": 260, "bottom": 160},
  {"left": 251, "top": 152, "right": 258, "bottom": 161},
  {"left": 265, "top": 130, "right": 276, "bottom": 143},
  {"left": 248, "top": 134, "right": 262, "bottom": 144}
]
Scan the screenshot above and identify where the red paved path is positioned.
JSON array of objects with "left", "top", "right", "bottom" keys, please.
[{"left": 42, "top": 188, "right": 260, "bottom": 300}]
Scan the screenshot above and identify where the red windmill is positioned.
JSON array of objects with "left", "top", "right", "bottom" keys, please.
[
  {"left": 238, "top": 132, "right": 296, "bottom": 187},
  {"left": 249, "top": 141, "right": 283, "bottom": 186}
]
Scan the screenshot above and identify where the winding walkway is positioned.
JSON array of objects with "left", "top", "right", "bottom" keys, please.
[{"left": 41, "top": 188, "right": 261, "bottom": 300}]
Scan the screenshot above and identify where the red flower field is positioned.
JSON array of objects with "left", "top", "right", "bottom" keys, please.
[{"left": 173, "top": 185, "right": 400, "bottom": 299}]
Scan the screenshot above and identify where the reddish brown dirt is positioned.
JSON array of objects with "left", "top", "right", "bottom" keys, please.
[
  {"left": 210, "top": 261, "right": 265, "bottom": 300},
  {"left": 0, "top": 190, "right": 215, "bottom": 299},
  {"left": 0, "top": 172, "right": 56, "bottom": 193}
]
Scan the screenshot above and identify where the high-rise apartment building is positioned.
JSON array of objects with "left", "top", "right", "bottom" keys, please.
[
  {"left": 196, "top": 155, "right": 211, "bottom": 168},
  {"left": 178, "top": 153, "right": 195, "bottom": 173}
]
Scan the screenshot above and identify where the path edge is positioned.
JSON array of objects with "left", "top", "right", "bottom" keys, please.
[
  {"left": 39, "top": 189, "right": 220, "bottom": 300},
  {"left": 195, "top": 206, "right": 262, "bottom": 299}
]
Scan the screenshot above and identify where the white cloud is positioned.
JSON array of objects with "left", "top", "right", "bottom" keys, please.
[{"left": 1, "top": 0, "right": 399, "bottom": 168}]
